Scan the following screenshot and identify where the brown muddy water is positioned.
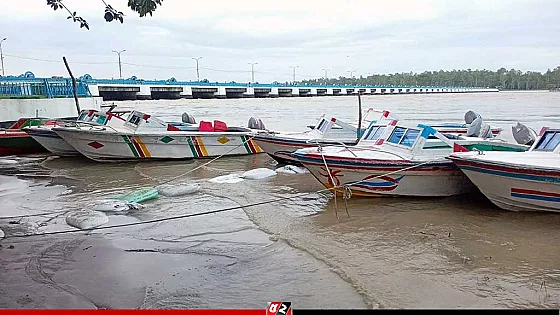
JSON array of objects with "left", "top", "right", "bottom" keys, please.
[{"left": 1, "top": 91, "right": 560, "bottom": 309}]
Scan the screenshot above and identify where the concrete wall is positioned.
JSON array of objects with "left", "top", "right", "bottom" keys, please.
[{"left": 0, "top": 97, "right": 103, "bottom": 121}]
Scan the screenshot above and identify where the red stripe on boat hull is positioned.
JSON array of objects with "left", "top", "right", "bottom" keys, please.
[{"left": 511, "top": 188, "right": 560, "bottom": 198}]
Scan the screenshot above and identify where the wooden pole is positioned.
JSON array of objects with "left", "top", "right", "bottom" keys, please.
[
  {"left": 357, "top": 93, "right": 362, "bottom": 140},
  {"left": 63, "top": 56, "right": 81, "bottom": 114}
]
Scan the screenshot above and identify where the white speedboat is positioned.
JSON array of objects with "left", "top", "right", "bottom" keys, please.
[
  {"left": 293, "top": 122, "right": 528, "bottom": 197},
  {"left": 253, "top": 108, "right": 395, "bottom": 164},
  {"left": 449, "top": 127, "right": 560, "bottom": 212},
  {"left": 23, "top": 109, "right": 129, "bottom": 156},
  {"left": 52, "top": 110, "right": 264, "bottom": 162}
]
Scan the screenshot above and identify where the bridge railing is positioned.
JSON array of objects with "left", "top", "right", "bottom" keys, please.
[
  {"left": 82, "top": 78, "right": 491, "bottom": 90},
  {"left": 0, "top": 78, "right": 91, "bottom": 98}
]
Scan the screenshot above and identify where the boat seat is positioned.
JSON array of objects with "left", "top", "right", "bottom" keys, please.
[
  {"left": 214, "top": 120, "right": 228, "bottom": 132},
  {"left": 199, "top": 121, "right": 214, "bottom": 132}
]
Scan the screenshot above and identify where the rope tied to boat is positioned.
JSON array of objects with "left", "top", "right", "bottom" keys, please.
[
  {"left": 341, "top": 185, "right": 352, "bottom": 218},
  {"left": 343, "top": 185, "right": 352, "bottom": 200},
  {"left": 0, "top": 157, "right": 450, "bottom": 239},
  {"left": 316, "top": 143, "right": 350, "bottom": 219},
  {"left": 315, "top": 139, "right": 451, "bottom": 219},
  {"left": 154, "top": 135, "right": 258, "bottom": 186}
]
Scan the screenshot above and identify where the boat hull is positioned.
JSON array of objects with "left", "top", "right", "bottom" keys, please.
[
  {"left": 295, "top": 153, "right": 474, "bottom": 197},
  {"left": 24, "top": 127, "right": 79, "bottom": 156},
  {"left": 54, "top": 129, "right": 263, "bottom": 162},
  {"left": 253, "top": 135, "right": 357, "bottom": 165},
  {"left": 0, "top": 131, "right": 46, "bottom": 156},
  {"left": 451, "top": 157, "right": 560, "bottom": 212}
]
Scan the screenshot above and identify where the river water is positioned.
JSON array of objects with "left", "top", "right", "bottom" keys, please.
[{"left": 1, "top": 91, "right": 560, "bottom": 309}]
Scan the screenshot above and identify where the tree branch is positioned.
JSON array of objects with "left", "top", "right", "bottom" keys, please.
[{"left": 46, "top": 0, "right": 162, "bottom": 30}]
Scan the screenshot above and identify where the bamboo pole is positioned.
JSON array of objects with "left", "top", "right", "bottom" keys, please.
[
  {"left": 63, "top": 56, "right": 81, "bottom": 114},
  {"left": 357, "top": 93, "right": 362, "bottom": 140}
]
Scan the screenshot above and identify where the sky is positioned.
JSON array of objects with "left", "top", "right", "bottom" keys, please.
[{"left": 0, "top": 0, "right": 559, "bottom": 83}]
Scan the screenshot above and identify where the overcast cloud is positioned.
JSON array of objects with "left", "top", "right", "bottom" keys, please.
[{"left": 0, "top": 0, "right": 559, "bottom": 82}]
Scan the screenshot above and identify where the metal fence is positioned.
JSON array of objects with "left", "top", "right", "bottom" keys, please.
[
  {"left": 84, "top": 78, "right": 484, "bottom": 90},
  {"left": 0, "top": 79, "right": 91, "bottom": 98}
]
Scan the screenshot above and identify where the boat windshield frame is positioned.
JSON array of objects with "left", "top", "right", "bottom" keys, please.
[
  {"left": 360, "top": 124, "right": 388, "bottom": 142},
  {"left": 385, "top": 126, "right": 422, "bottom": 148},
  {"left": 77, "top": 111, "right": 89, "bottom": 121},
  {"left": 124, "top": 111, "right": 146, "bottom": 130},
  {"left": 532, "top": 129, "right": 560, "bottom": 153},
  {"left": 313, "top": 116, "right": 331, "bottom": 134}
]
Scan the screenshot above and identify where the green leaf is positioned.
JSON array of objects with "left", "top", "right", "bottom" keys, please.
[{"left": 128, "top": 0, "right": 162, "bottom": 17}]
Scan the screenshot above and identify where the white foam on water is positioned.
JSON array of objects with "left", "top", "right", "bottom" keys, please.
[
  {"left": 0, "top": 227, "right": 4, "bottom": 239},
  {"left": 208, "top": 174, "right": 245, "bottom": 184},
  {"left": 275, "top": 165, "right": 309, "bottom": 174},
  {"left": 66, "top": 210, "right": 109, "bottom": 230},
  {"left": 157, "top": 183, "right": 201, "bottom": 197},
  {"left": 241, "top": 168, "right": 277, "bottom": 180},
  {"left": 89, "top": 199, "right": 142, "bottom": 213}
]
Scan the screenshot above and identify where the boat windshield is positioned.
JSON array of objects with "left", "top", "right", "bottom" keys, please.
[
  {"left": 533, "top": 130, "right": 560, "bottom": 152},
  {"left": 77, "top": 111, "right": 88, "bottom": 121},
  {"left": 315, "top": 118, "right": 330, "bottom": 134},
  {"left": 362, "top": 126, "right": 386, "bottom": 141},
  {"left": 96, "top": 115, "right": 107, "bottom": 125},
  {"left": 127, "top": 114, "right": 142, "bottom": 126},
  {"left": 387, "top": 127, "right": 421, "bottom": 147}
]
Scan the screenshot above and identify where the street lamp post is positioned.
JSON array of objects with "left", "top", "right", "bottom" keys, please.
[
  {"left": 290, "top": 66, "right": 299, "bottom": 83},
  {"left": 248, "top": 62, "right": 258, "bottom": 83},
  {"left": 0, "top": 38, "right": 7, "bottom": 76},
  {"left": 112, "top": 49, "right": 126, "bottom": 79},
  {"left": 347, "top": 70, "right": 356, "bottom": 78},
  {"left": 192, "top": 57, "right": 203, "bottom": 81}
]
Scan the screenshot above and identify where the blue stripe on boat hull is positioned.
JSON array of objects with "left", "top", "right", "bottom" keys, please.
[
  {"left": 511, "top": 193, "right": 560, "bottom": 203},
  {"left": 458, "top": 165, "right": 560, "bottom": 184}
]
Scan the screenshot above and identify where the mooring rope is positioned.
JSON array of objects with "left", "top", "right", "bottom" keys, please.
[
  {"left": 153, "top": 135, "right": 258, "bottom": 186},
  {"left": 0, "top": 156, "right": 448, "bottom": 239},
  {"left": 47, "top": 135, "right": 259, "bottom": 199},
  {"left": 0, "top": 135, "right": 259, "bottom": 222}
]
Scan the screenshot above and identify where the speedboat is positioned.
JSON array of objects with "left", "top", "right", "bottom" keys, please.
[
  {"left": 254, "top": 109, "right": 502, "bottom": 165},
  {"left": 0, "top": 118, "right": 52, "bottom": 156},
  {"left": 449, "top": 127, "right": 560, "bottom": 212},
  {"left": 52, "top": 110, "right": 264, "bottom": 162},
  {"left": 253, "top": 108, "right": 396, "bottom": 165},
  {"left": 293, "top": 122, "right": 529, "bottom": 197},
  {"left": 23, "top": 109, "right": 129, "bottom": 156}
]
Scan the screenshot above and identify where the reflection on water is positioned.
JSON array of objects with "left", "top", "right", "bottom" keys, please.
[{"left": 1, "top": 92, "right": 560, "bottom": 309}]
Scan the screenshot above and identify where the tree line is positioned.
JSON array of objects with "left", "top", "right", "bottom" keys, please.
[{"left": 300, "top": 67, "right": 560, "bottom": 90}]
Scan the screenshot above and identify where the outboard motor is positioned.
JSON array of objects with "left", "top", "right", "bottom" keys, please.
[
  {"left": 466, "top": 115, "right": 483, "bottom": 137},
  {"left": 182, "top": 112, "right": 196, "bottom": 124},
  {"left": 464, "top": 110, "right": 479, "bottom": 125},
  {"left": 248, "top": 117, "right": 266, "bottom": 130},
  {"left": 479, "top": 123, "right": 493, "bottom": 139},
  {"left": 512, "top": 122, "right": 537, "bottom": 145}
]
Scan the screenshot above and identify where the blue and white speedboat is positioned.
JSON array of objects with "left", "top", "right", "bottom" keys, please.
[
  {"left": 294, "top": 122, "right": 528, "bottom": 197},
  {"left": 449, "top": 128, "right": 560, "bottom": 212}
]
